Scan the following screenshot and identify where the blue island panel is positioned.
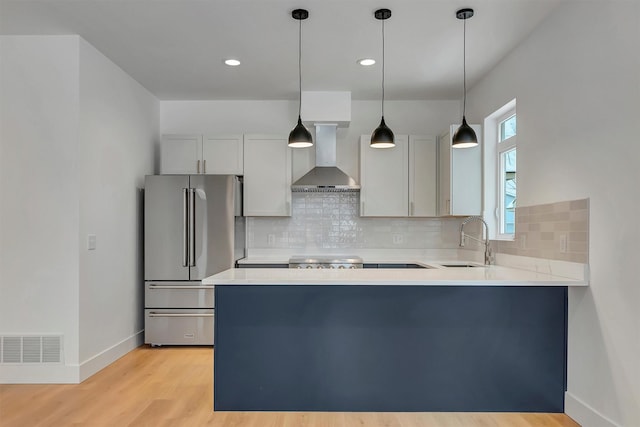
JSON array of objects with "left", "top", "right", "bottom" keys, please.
[{"left": 214, "top": 285, "right": 567, "bottom": 412}]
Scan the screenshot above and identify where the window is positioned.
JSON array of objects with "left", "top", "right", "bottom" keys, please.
[
  {"left": 500, "top": 115, "right": 517, "bottom": 141},
  {"left": 497, "top": 113, "right": 516, "bottom": 237},
  {"left": 483, "top": 99, "right": 516, "bottom": 240}
]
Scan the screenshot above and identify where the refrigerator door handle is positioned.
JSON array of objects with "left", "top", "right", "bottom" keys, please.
[
  {"left": 189, "top": 188, "right": 196, "bottom": 267},
  {"left": 182, "top": 188, "right": 189, "bottom": 267}
]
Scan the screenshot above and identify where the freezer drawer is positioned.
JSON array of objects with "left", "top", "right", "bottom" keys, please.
[
  {"left": 145, "top": 281, "right": 214, "bottom": 308},
  {"left": 145, "top": 309, "right": 214, "bottom": 346}
]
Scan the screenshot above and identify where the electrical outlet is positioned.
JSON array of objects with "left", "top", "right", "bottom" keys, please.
[
  {"left": 559, "top": 234, "right": 567, "bottom": 253},
  {"left": 392, "top": 234, "right": 403, "bottom": 245},
  {"left": 267, "top": 234, "right": 276, "bottom": 247},
  {"left": 520, "top": 234, "right": 527, "bottom": 250}
]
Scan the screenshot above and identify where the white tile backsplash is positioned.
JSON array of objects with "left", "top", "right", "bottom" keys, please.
[{"left": 247, "top": 193, "right": 464, "bottom": 251}]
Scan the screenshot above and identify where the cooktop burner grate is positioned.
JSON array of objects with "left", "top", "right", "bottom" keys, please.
[{"left": 288, "top": 256, "right": 363, "bottom": 269}]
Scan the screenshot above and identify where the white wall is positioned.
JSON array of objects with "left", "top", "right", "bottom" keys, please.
[
  {"left": 78, "top": 39, "right": 158, "bottom": 379},
  {"left": 466, "top": 2, "right": 640, "bottom": 426},
  {"left": 160, "top": 99, "right": 460, "bottom": 181},
  {"left": 0, "top": 35, "right": 159, "bottom": 383},
  {"left": 0, "top": 36, "right": 81, "bottom": 381}
]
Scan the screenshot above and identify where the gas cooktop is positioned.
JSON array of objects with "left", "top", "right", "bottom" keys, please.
[{"left": 288, "top": 256, "right": 363, "bottom": 269}]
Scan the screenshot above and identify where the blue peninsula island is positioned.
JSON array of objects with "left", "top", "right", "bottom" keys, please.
[{"left": 204, "top": 264, "right": 587, "bottom": 413}]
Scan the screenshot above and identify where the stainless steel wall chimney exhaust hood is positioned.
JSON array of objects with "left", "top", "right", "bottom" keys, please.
[{"left": 291, "top": 124, "right": 360, "bottom": 192}]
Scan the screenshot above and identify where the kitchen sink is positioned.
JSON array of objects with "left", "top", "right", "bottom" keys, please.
[
  {"left": 364, "top": 263, "right": 431, "bottom": 269},
  {"left": 440, "top": 263, "right": 482, "bottom": 268}
]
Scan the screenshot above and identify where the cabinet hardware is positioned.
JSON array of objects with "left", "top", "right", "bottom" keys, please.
[
  {"left": 197, "top": 160, "right": 200, "bottom": 174},
  {"left": 148, "top": 285, "right": 214, "bottom": 290},
  {"left": 148, "top": 312, "right": 214, "bottom": 318}
]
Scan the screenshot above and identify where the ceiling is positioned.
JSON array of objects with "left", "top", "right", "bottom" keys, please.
[{"left": 0, "top": 0, "right": 561, "bottom": 101}]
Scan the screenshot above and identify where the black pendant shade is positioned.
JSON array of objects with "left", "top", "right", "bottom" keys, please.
[
  {"left": 288, "top": 115, "right": 313, "bottom": 148},
  {"left": 370, "top": 8, "right": 394, "bottom": 148},
  {"left": 371, "top": 117, "right": 395, "bottom": 148},
  {"left": 452, "top": 116, "right": 478, "bottom": 148},
  {"left": 452, "top": 8, "right": 478, "bottom": 148},
  {"left": 288, "top": 9, "right": 313, "bottom": 148}
]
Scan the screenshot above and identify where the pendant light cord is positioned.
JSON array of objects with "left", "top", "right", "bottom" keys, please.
[
  {"left": 381, "top": 18, "right": 385, "bottom": 117},
  {"left": 462, "top": 17, "right": 466, "bottom": 116},
  {"left": 298, "top": 18, "right": 302, "bottom": 117}
]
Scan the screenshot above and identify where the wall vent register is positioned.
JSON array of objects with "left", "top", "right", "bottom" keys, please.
[
  {"left": 289, "top": 256, "right": 363, "bottom": 269},
  {"left": 0, "top": 335, "right": 62, "bottom": 364}
]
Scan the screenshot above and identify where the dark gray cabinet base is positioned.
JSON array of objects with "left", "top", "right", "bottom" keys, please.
[{"left": 214, "top": 285, "right": 567, "bottom": 412}]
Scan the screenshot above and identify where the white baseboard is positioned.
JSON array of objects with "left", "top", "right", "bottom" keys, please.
[
  {"left": 0, "top": 331, "right": 143, "bottom": 384},
  {"left": 0, "top": 363, "right": 80, "bottom": 384},
  {"left": 79, "top": 331, "right": 144, "bottom": 382},
  {"left": 565, "top": 391, "right": 621, "bottom": 427}
]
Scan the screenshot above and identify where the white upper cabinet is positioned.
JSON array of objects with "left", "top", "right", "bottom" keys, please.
[
  {"left": 161, "top": 134, "right": 201, "bottom": 174},
  {"left": 438, "top": 124, "right": 482, "bottom": 216},
  {"left": 409, "top": 135, "right": 437, "bottom": 217},
  {"left": 202, "top": 135, "right": 244, "bottom": 175},
  {"left": 243, "top": 135, "right": 292, "bottom": 217},
  {"left": 360, "top": 135, "right": 409, "bottom": 217},
  {"left": 161, "top": 134, "right": 243, "bottom": 174},
  {"left": 360, "top": 135, "right": 437, "bottom": 217}
]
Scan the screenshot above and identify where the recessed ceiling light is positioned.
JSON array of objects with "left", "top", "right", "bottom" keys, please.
[
  {"left": 224, "top": 59, "right": 241, "bottom": 66},
  {"left": 358, "top": 58, "right": 376, "bottom": 66}
]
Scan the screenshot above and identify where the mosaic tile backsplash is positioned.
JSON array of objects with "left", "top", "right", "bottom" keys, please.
[
  {"left": 491, "top": 198, "right": 589, "bottom": 263},
  {"left": 247, "top": 193, "right": 463, "bottom": 250}
]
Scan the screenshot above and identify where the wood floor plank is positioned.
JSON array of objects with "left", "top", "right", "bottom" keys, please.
[{"left": 0, "top": 346, "right": 581, "bottom": 427}]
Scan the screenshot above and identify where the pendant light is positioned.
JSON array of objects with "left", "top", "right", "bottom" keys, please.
[
  {"left": 370, "top": 8, "right": 395, "bottom": 148},
  {"left": 452, "top": 8, "right": 478, "bottom": 148},
  {"left": 288, "top": 9, "right": 313, "bottom": 148}
]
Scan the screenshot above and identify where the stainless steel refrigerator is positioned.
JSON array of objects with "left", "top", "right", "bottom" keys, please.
[{"left": 144, "top": 175, "right": 244, "bottom": 346}]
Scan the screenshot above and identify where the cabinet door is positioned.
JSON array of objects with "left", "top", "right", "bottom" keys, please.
[
  {"left": 360, "top": 135, "right": 409, "bottom": 217},
  {"left": 161, "top": 135, "right": 202, "bottom": 174},
  {"left": 243, "top": 135, "right": 292, "bottom": 216},
  {"left": 409, "top": 135, "right": 437, "bottom": 217},
  {"left": 438, "top": 124, "right": 482, "bottom": 216},
  {"left": 144, "top": 175, "right": 191, "bottom": 281},
  {"left": 438, "top": 131, "right": 452, "bottom": 216},
  {"left": 202, "top": 135, "right": 244, "bottom": 175}
]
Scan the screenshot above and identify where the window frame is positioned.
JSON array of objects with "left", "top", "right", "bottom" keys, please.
[
  {"left": 497, "top": 111, "right": 517, "bottom": 239},
  {"left": 482, "top": 99, "right": 516, "bottom": 241}
]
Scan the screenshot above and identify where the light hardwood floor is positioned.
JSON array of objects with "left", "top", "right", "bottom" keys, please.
[{"left": 0, "top": 347, "right": 581, "bottom": 427}]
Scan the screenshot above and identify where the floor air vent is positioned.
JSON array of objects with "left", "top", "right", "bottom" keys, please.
[{"left": 1, "top": 335, "right": 63, "bottom": 364}]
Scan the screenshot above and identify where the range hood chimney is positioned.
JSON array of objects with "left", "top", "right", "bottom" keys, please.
[
  {"left": 291, "top": 124, "right": 360, "bottom": 192},
  {"left": 291, "top": 91, "right": 358, "bottom": 192}
]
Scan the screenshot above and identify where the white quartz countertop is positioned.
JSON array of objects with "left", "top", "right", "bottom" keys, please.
[{"left": 204, "top": 264, "right": 587, "bottom": 287}]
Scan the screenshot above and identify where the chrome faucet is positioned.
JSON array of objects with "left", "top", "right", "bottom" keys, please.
[{"left": 460, "top": 216, "right": 492, "bottom": 265}]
